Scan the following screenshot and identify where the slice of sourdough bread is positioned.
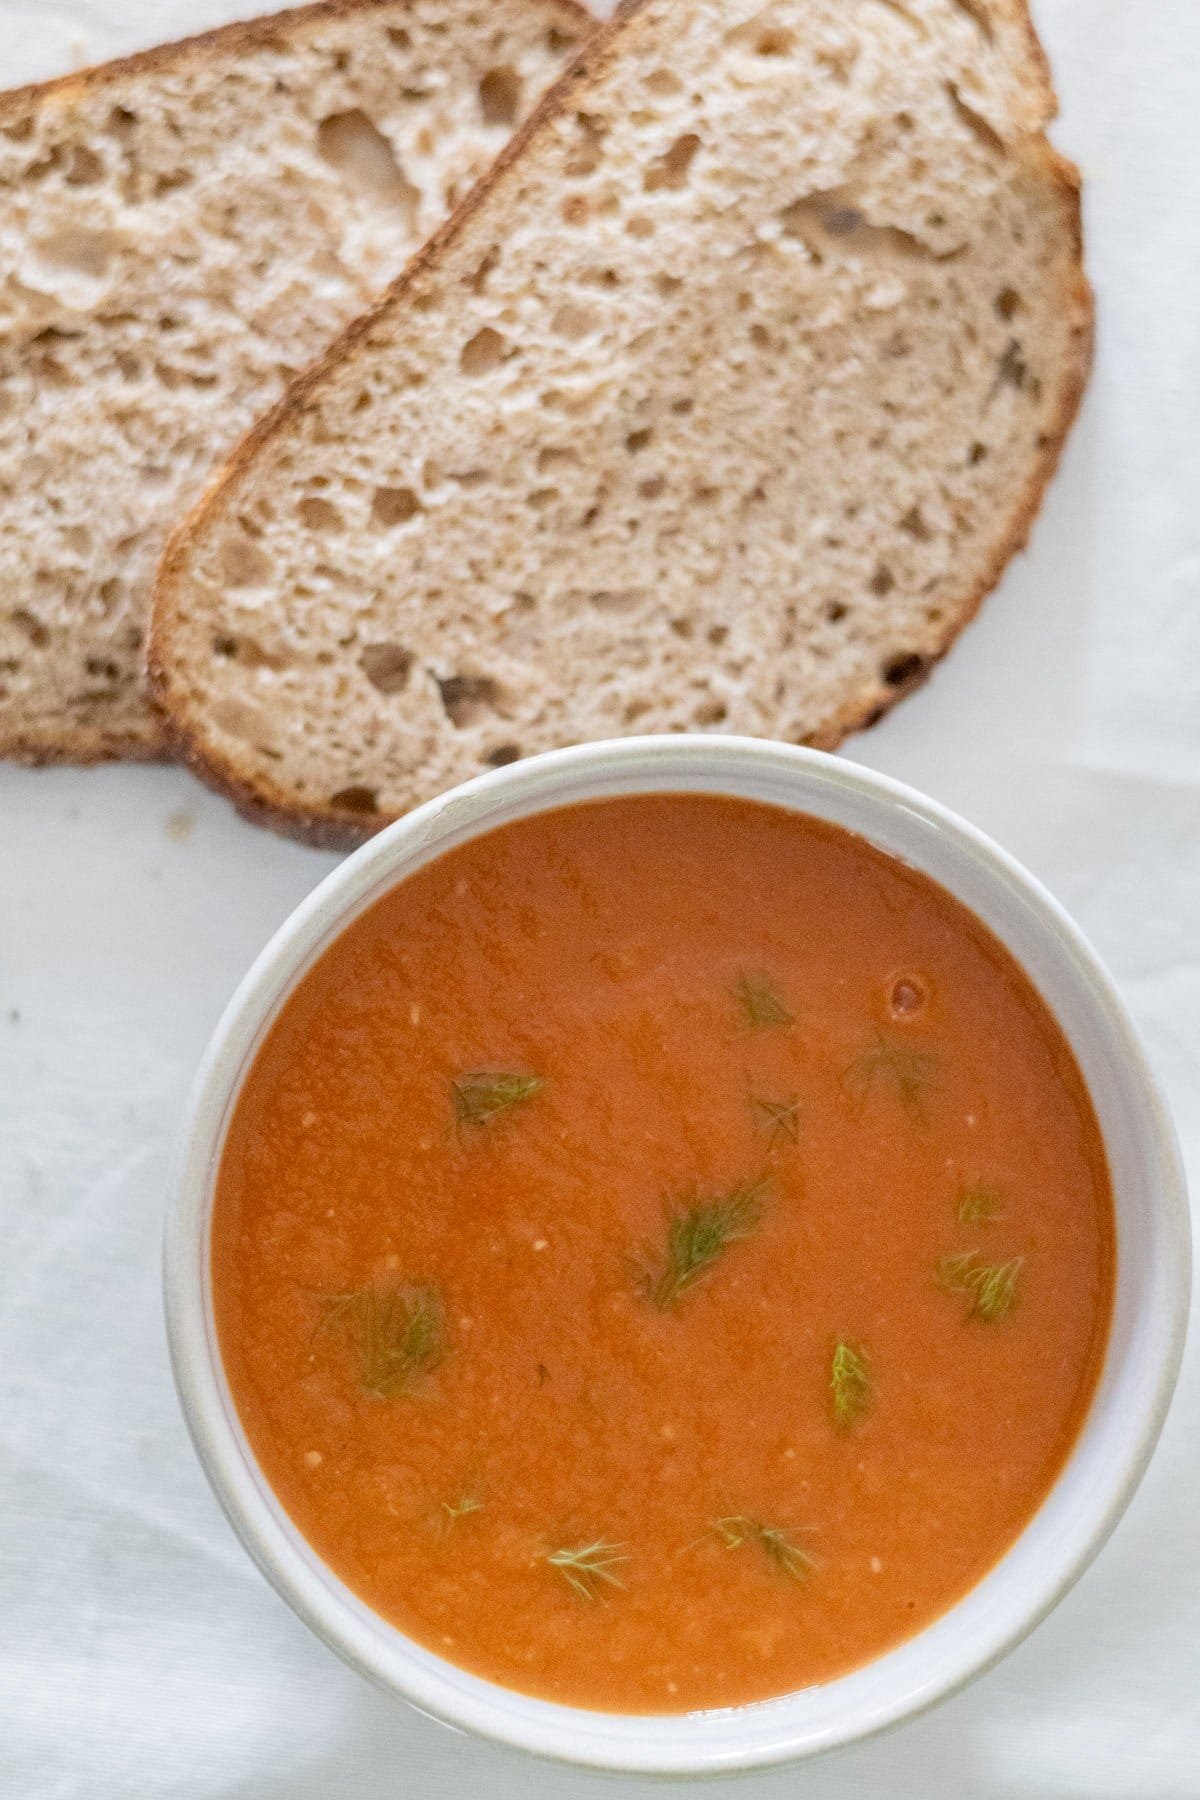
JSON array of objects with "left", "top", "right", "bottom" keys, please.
[
  {"left": 0, "top": 0, "right": 589, "bottom": 762},
  {"left": 151, "top": 0, "right": 1092, "bottom": 845}
]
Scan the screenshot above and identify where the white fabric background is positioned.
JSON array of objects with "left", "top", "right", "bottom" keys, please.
[{"left": 2, "top": 2, "right": 1198, "bottom": 1794}]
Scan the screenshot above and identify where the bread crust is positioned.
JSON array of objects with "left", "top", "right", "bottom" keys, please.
[
  {"left": 0, "top": 0, "right": 592, "bottom": 767},
  {"left": 0, "top": 0, "right": 592, "bottom": 119},
  {"left": 149, "top": 0, "right": 1093, "bottom": 850}
]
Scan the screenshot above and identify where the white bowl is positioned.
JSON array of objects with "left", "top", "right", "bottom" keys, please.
[{"left": 164, "top": 737, "right": 1190, "bottom": 1777}]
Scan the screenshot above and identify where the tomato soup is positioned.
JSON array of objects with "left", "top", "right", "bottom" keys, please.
[{"left": 212, "top": 795, "right": 1114, "bottom": 1713}]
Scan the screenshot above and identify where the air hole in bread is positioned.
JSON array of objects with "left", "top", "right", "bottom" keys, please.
[
  {"left": 694, "top": 697, "right": 728, "bottom": 725},
  {"left": 816, "top": 42, "right": 858, "bottom": 83},
  {"left": 968, "top": 440, "right": 989, "bottom": 465},
  {"left": 154, "top": 168, "right": 193, "bottom": 197},
  {"left": 708, "top": 623, "right": 729, "bottom": 646},
  {"left": 824, "top": 600, "right": 848, "bottom": 624},
  {"left": 299, "top": 496, "right": 343, "bottom": 532},
  {"left": 869, "top": 0, "right": 926, "bottom": 35},
  {"left": 385, "top": 24, "right": 411, "bottom": 50},
  {"left": 625, "top": 428, "right": 653, "bottom": 453},
  {"left": 995, "top": 287, "right": 1021, "bottom": 321},
  {"left": 946, "top": 83, "right": 1006, "bottom": 156},
  {"left": 587, "top": 588, "right": 644, "bottom": 613},
  {"left": 479, "top": 67, "right": 522, "bottom": 128},
  {"left": 626, "top": 215, "right": 655, "bottom": 239},
  {"left": 106, "top": 105, "right": 137, "bottom": 139},
  {"left": 468, "top": 246, "right": 501, "bottom": 293},
  {"left": 436, "top": 673, "right": 504, "bottom": 728},
  {"left": 330, "top": 785, "right": 379, "bottom": 815},
  {"left": 65, "top": 146, "right": 104, "bottom": 186},
  {"left": 725, "top": 21, "right": 796, "bottom": 56},
  {"left": 529, "top": 487, "right": 559, "bottom": 509},
  {"left": 655, "top": 273, "right": 683, "bottom": 298},
  {"left": 562, "top": 195, "right": 589, "bottom": 227},
  {"left": 460, "top": 326, "right": 506, "bottom": 374},
  {"left": 551, "top": 303, "right": 600, "bottom": 341},
  {"left": 219, "top": 533, "right": 272, "bottom": 589},
  {"left": 638, "top": 476, "right": 667, "bottom": 500},
  {"left": 899, "top": 504, "right": 931, "bottom": 540},
  {"left": 12, "top": 609, "right": 49, "bottom": 647},
  {"left": 484, "top": 742, "right": 522, "bottom": 768},
  {"left": 694, "top": 483, "right": 720, "bottom": 506},
  {"left": 226, "top": 635, "right": 287, "bottom": 671},
  {"left": 671, "top": 397, "right": 694, "bottom": 416},
  {"left": 31, "top": 350, "right": 71, "bottom": 387},
  {"left": 870, "top": 564, "right": 895, "bottom": 596},
  {"left": 645, "top": 68, "right": 683, "bottom": 96},
  {"left": 546, "top": 25, "right": 579, "bottom": 53},
  {"left": 210, "top": 695, "right": 275, "bottom": 741},
  {"left": 316, "top": 111, "right": 418, "bottom": 226},
  {"left": 670, "top": 616, "right": 694, "bottom": 640},
  {"left": 361, "top": 642, "right": 413, "bottom": 693},
  {"left": 63, "top": 526, "right": 91, "bottom": 556},
  {"left": 950, "top": 0, "right": 994, "bottom": 41},
  {"left": 565, "top": 111, "right": 607, "bottom": 179},
  {"left": 34, "top": 227, "right": 116, "bottom": 280},
  {"left": 99, "top": 579, "right": 123, "bottom": 612},
  {"left": 371, "top": 485, "right": 422, "bottom": 528},
  {"left": 882, "top": 652, "right": 927, "bottom": 688},
  {"left": 537, "top": 446, "right": 578, "bottom": 472},
  {"left": 644, "top": 132, "right": 700, "bottom": 192}
]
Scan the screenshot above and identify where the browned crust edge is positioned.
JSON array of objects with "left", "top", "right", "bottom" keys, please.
[
  {"left": 0, "top": 0, "right": 593, "bottom": 769},
  {"left": 149, "top": 0, "right": 1093, "bottom": 853},
  {"left": 0, "top": 0, "right": 592, "bottom": 118},
  {"left": 0, "top": 722, "right": 170, "bottom": 765}
]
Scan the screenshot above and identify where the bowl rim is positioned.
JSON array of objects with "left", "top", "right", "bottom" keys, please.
[{"left": 163, "top": 736, "right": 1191, "bottom": 1776}]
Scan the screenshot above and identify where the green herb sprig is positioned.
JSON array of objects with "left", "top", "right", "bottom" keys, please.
[
  {"left": 452, "top": 1071, "right": 542, "bottom": 1129},
  {"left": 936, "top": 1251, "right": 1023, "bottom": 1321},
  {"left": 751, "top": 1092, "right": 801, "bottom": 1146},
  {"left": 956, "top": 1180, "right": 1005, "bottom": 1226},
  {"left": 842, "top": 1030, "right": 939, "bottom": 1119},
  {"left": 712, "top": 1516, "right": 814, "bottom": 1582},
  {"left": 735, "top": 973, "right": 794, "bottom": 1032},
  {"left": 321, "top": 1282, "right": 445, "bottom": 1397},
  {"left": 830, "top": 1340, "right": 872, "bottom": 1426},
  {"left": 437, "top": 1491, "right": 483, "bottom": 1534},
  {"left": 545, "top": 1540, "right": 628, "bottom": 1601},
  {"left": 640, "top": 1177, "right": 770, "bottom": 1309}
]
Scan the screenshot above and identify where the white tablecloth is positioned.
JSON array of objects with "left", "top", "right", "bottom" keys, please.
[{"left": 3, "top": 2, "right": 1198, "bottom": 1794}]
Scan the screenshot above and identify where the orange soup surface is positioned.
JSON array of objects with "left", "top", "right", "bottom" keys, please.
[{"left": 213, "top": 795, "right": 1114, "bottom": 1712}]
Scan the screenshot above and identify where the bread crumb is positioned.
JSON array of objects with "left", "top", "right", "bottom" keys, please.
[
  {"left": 303, "top": 1449, "right": 323, "bottom": 1468},
  {"left": 165, "top": 810, "right": 195, "bottom": 842},
  {"left": 409, "top": 1002, "right": 421, "bottom": 1026},
  {"left": 532, "top": 1237, "right": 549, "bottom": 1250}
]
